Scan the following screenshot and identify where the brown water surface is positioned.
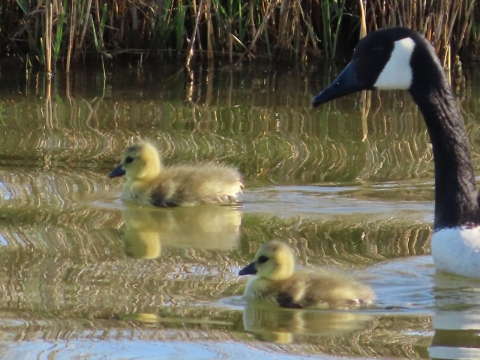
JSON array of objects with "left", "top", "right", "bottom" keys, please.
[{"left": 0, "top": 60, "right": 479, "bottom": 359}]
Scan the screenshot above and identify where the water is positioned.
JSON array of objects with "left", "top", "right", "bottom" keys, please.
[{"left": 0, "top": 59, "right": 479, "bottom": 359}]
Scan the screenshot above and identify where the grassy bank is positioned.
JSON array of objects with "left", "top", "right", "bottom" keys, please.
[{"left": 1, "top": 0, "right": 478, "bottom": 71}]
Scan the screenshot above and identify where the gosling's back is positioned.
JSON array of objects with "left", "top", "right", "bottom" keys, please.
[{"left": 148, "top": 163, "right": 243, "bottom": 206}]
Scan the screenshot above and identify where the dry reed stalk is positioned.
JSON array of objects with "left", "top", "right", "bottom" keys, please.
[
  {"left": 191, "top": 0, "right": 203, "bottom": 53},
  {"left": 369, "top": 0, "right": 382, "bottom": 29},
  {"left": 120, "top": 0, "right": 127, "bottom": 39},
  {"left": 452, "top": 0, "right": 475, "bottom": 54},
  {"left": 365, "top": 0, "right": 475, "bottom": 67},
  {"left": 205, "top": 0, "right": 214, "bottom": 59},
  {"left": 94, "top": 0, "right": 106, "bottom": 51},
  {"left": 76, "top": 0, "right": 93, "bottom": 61},
  {"left": 249, "top": 0, "right": 256, "bottom": 54},
  {"left": 45, "top": 2, "right": 53, "bottom": 77},
  {"left": 298, "top": 2, "right": 319, "bottom": 58},
  {"left": 186, "top": 0, "right": 205, "bottom": 67},
  {"left": 358, "top": 0, "right": 367, "bottom": 39},
  {"left": 131, "top": 4, "right": 139, "bottom": 35},
  {"left": 66, "top": 0, "right": 77, "bottom": 73},
  {"left": 277, "top": 0, "right": 290, "bottom": 49},
  {"left": 236, "top": 0, "right": 276, "bottom": 64},
  {"left": 2, "top": 0, "right": 476, "bottom": 66},
  {"left": 301, "top": 32, "right": 308, "bottom": 61}
]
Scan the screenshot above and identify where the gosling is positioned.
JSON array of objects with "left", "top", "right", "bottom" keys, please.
[
  {"left": 238, "top": 240, "right": 375, "bottom": 309},
  {"left": 109, "top": 141, "right": 243, "bottom": 207}
]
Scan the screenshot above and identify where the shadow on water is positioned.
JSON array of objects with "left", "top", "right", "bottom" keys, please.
[{"left": 0, "top": 61, "right": 479, "bottom": 358}]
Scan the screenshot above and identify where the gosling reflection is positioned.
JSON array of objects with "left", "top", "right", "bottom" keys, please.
[
  {"left": 243, "top": 302, "right": 373, "bottom": 343},
  {"left": 239, "top": 240, "right": 375, "bottom": 309},
  {"left": 122, "top": 205, "right": 241, "bottom": 259},
  {"left": 120, "top": 312, "right": 159, "bottom": 323},
  {"left": 124, "top": 227, "right": 162, "bottom": 259}
]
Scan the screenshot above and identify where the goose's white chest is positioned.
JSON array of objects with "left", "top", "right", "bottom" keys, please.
[{"left": 432, "top": 227, "right": 480, "bottom": 278}]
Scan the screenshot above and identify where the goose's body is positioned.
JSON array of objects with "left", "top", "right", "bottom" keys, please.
[
  {"left": 109, "top": 141, "right": 243, "bottom": 207},
  {"left": 238, "top": 240, "right": 375, "bottom": 309},
  {"left": 312, "top": 28, "right": 480, "bottom": 278}
]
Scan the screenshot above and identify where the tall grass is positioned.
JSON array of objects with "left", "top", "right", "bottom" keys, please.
[
  {"left": 364, "top": 0, "right": 477, "bottom": 66},
  {"left": 2, "top": 0, "right": 478, "bottom": 70}
]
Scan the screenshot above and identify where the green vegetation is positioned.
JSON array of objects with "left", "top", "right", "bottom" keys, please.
[{"left": 1, "top": 0, "right": 478, "bottom": 70}]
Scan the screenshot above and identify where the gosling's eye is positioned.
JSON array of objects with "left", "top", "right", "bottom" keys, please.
[
  {"left": 125, "top": 156, "right": 134, "bottom": 164},
  {"left": 258, "top": 255, "right": 268, "bottom": 264}
]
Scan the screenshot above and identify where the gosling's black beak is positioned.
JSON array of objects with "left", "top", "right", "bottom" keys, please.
[
  {"left": 312, "top": 61, "right": 368, "bottom": 107},
  {"left": 238, "top": 261, "right": 257, "bottom": 276},
  {"left": 109, "top": 164, "right": 126, "bottom": 178}
]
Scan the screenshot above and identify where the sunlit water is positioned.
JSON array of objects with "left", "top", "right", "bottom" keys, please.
[{"left": 0, "top": 59, "right": 479, "bottom": 359}]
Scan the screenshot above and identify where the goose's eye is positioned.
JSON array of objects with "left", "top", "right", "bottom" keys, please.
[
  {"left": 258, "top": 255, "right": 269, "bottom": 264},
  {"left": 125, "top": 156, "right": 134, "bottom": 164},
  {"left": 373, "top": 45, "right": 384, "bottom": 52}
]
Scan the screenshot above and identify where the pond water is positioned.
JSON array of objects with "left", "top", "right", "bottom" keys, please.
[{"left": 0, "top": 58, "right": 479, "bottom": 359}]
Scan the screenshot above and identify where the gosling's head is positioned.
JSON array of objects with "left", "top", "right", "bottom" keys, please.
[
  {"left": 239, "top": 240, "right": 295, "bottom": 281},
  {"left": 109, "top": 141, "right": 162, "bottom": 180}
]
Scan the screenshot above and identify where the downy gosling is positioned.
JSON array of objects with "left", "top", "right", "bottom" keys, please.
[
  {"left": 109, "top": 141, "right": 243, "bottom": 207},
  {"left": 238, "top": 240, "right": 375, "bottom": 309}
]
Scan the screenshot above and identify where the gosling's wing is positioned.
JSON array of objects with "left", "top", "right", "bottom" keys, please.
[
  {"left": 276, "top": 293, "right": 303, "bottom": 309},
  {"left": 273, "top": 277, "right": 305, "bottom": 309},
  {"left": 150, "top": 197, "right": 179, "bottom": 207},
  {"left": 149, "top": 181, "right": 179, "bottom": 207}
]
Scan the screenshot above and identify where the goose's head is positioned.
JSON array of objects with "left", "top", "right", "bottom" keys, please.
[
  {"left": 109, "top": 141, "right": 162, "bottom": 181},
  {"left": 239, "top": 240, "right": 295, "bottom": 281},
  {"left": 313, "top": 27, "right": 443, "bottom": 106}
]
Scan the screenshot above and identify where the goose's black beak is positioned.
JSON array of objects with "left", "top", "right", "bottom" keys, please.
[
  {"left": 238, "top": 261, "right": 257, "bottom": 276},
  {"left": 312, "top": 61, "right": 368, "bottom": 107},
  {"left": 109, "top": 164, "right": 126, "bottom": 178}
]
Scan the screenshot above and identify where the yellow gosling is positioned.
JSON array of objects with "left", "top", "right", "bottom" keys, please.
[
  {"left": 239, "top": 240, "right": 375, "bottom": 309},
  {"left": 110, "top": 141, "right": 243, "bottom": 207}
]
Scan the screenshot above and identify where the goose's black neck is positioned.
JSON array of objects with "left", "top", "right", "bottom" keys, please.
[{"left": 409, "top": 50, "right": 480, "bottom": 230}]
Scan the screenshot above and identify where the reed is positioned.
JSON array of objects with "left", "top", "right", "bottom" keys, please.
[
  {"left": 2, "top": 0, "right": 478, "bottom": 69},
  {"left": 53, "top": 0, "right": 67, "bottom": 65},
  {"left": 364, "top": 0, "right": 477, "bottom": 66},
  {"left": 65, "top": 0, "right": 76, "bottom": 72}
]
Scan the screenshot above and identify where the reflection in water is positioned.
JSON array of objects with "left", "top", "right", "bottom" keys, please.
[
  {"left": 430, "top": 314, "right": 480, "bottom": 360},
  {"left": 429, "top": 274, "right": 480, "bottom": 359},
  {"left": 120, "top": 312, "right": 160, "bottom": 323},
  {"left": 0, "top": 65, "right": 478, "bottom": 188},
  {"left": 0, "top": 63, "right": 479, "bottom": 358},
  {"left": 122, "top": 205, "right": 242, "bottom": 258},
  {"left": 243, "top": 302, "right": 373, "bottom": 343}
]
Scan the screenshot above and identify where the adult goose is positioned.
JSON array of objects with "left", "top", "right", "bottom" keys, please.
[{"left": 312, "top": 27, "right": 480, "bottom": 278}]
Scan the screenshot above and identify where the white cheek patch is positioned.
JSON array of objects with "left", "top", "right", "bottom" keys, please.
[{"left": 374, "top": 37, "right": 415, "bottom": 90}]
